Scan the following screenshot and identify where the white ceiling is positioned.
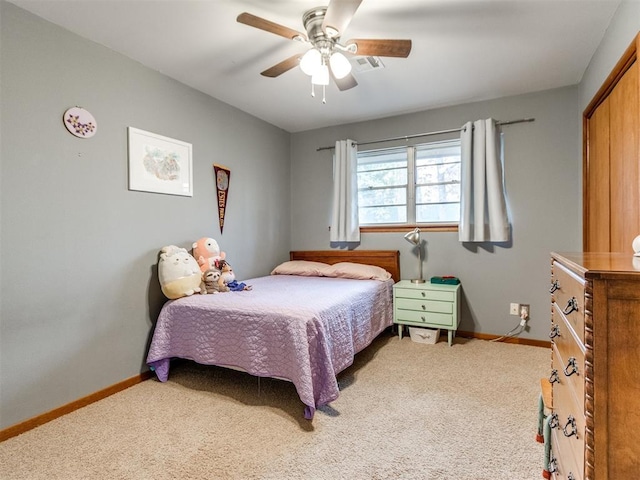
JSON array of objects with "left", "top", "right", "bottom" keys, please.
[{"left": 9, "top": 0, "right": 620, "bottom": 133}]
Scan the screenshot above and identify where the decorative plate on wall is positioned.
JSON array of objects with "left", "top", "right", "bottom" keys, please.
[{"left": 63, "top": 107, "right": 97, "bottom": 138}]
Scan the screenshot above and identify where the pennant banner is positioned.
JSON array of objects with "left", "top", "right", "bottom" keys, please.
[{"left": 214, "top": 164, "right": 230, "bottom": 234}]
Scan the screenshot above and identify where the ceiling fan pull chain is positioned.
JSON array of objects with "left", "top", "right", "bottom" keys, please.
[
  {"left": 322, "top": 85, "right": 326, "bottom": 104},
  {"left": 311, "top": 80, "right": 315, "bottom": 98}
]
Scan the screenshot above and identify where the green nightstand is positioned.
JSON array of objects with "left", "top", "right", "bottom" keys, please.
[{"left": 393, "top": 280, "right": 461, "bottom": 346}]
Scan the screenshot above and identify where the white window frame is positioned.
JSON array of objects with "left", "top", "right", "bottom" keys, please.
[{"left": 357, "top": 138, "right": 461, "bottom": 229}]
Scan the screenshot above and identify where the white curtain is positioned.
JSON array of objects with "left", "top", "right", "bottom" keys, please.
[
  {"left": 330, "top": 139, "right": 360, "bottom": 243},
  {"left": 459, "top": 119, "right": 510, "bottom": 242}
]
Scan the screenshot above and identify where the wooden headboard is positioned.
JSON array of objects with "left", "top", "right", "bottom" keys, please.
[{"left": 290, "top": 250, "right": 400, "bottom": 283}]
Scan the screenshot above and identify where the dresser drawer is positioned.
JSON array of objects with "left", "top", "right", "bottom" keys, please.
[
  {"left": 551, "top": 429, "right": 583, "bottom": 480},
  {"left": 551, "top": 261, "right": 585, "bottom": 345},
  {"left": 395, "top": 297, "right": 453, "bottom": 314},
  {"left": 552, "top": 346, "right": 585, "bottom": 479},
  {"left": 551, "top": 304, "right": 585, "bottom": 406},
  {"left": 393, "top": 287, "right": 454, "bottom": 302},
  {"left": 394, "top": 310, "right": 455, "bottom": 328}
]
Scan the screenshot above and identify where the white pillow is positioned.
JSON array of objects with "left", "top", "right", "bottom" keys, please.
[{"left": 270, "top": 260, "right": 331, "bottom": 277}]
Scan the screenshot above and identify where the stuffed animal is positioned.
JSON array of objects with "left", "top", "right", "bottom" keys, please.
[
  {"left": 203, "top": 267, "right": 224, "bottom": 294},
  {"left": 158, "top": 245, "right": 202, "bottom": 299},
  {"left": 192, "top": 237, "right": 226, "bottom": 273},
  {"left": 216, "top": 259, "right": 251, "bottom": 292}
]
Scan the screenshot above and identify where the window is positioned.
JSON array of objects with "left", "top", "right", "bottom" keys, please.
[{"left": 357, "top": 139, "right": 461, "bottom": 227}]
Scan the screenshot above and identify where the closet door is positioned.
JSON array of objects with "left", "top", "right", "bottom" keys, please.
[
  {"left": 584, "top": 33, "right": 639, "bottom": 253},
  {"left": 609, "top": 62, "right": 639, "bottom": 253}
]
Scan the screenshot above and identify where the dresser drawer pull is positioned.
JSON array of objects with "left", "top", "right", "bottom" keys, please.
[
  {"left": 549, "top": 324, "right": 561, "bottom": 339},
  {"left": 562, "top": 415, "right": 578, "bottom": 438},
  {"left": 548, "top": 456, "right": 558, "bottom": 474},
  {"left": 563, "top": 357, "right": 579, "bottom": 377},
  {"left": 567, "top": 474, "right": 576, "bottom": 480},
  {"left": 549, "top": 370, "right": 560, "bottom": 384},
  {"left": 563, "top": 297, "right": 579, "bottom": 315},
  {"left": 549, "top": 280, "right": 560, "bottom": 293},
  {"left": 549, "top": 413, "right": 559, "bottom": 429},
  {"left": 421, "top": 291, "right": 426, "bottom": 297}
]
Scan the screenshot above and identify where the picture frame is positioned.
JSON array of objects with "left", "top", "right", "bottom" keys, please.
[{"left": 128, "top": 127, "right": 193, "bottom": 197}]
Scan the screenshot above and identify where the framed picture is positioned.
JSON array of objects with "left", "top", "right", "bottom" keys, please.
[{"left": 128, "top": 127, "right": 193, "bottom": 197}]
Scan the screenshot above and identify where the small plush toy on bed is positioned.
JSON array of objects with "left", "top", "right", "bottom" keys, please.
[
  {"left": 158, "top": 245, "right": 202, "bottom": 299},
  {"left": 192, "top": 237, "right": 226, "bottom": 273},
  {"left": 216, "top": 259, "right": 252, "bottom": 291},
  {"left": 202, "top": 267, "right": 223, "bottom": 294}
]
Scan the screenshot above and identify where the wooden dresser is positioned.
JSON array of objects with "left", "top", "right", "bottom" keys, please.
[{"left": 549, "top": 252, "right": 640, "bottom": 480}]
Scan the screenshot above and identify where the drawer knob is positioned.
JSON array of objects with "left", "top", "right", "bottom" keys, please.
[
  {"left": 562, "top": 415, "right": 578, "bottom": 438},
  {"left": 568, "top": 474, "right": 576, "bottom": 480},
  {"left": 421, "top": 316, "right": 426, "bottom": 322},
  {"left": 549, "top": 280, "right": 560, "bottom": 293},
  {"left": 421, "top": 304, "right": 426, "bottom": 310},
  {"left": 549, "top": 370, "right": 560, "bottom": 384},
  {"left": 421, "top": 291, "right": 426, "bottom": 297},
  {"left": 563, "top": 297, "right": 579, "bottom": 315},
  {"left": 563, "top": 357, "right": 579, "bottom": 377},
  {"left": 549, "top": 413, "right": 559, "bottom": 429},
  {"left": 549, "top": 324, "right": 561, "bottom": 339}
]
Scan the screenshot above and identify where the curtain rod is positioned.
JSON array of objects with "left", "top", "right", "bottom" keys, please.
[{"left": 316, "top": 117, "right": 535, "bottom": 152}]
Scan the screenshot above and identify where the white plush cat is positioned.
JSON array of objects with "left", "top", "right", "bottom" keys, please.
[{"left": 158, "top": 245, "right": 202, "bottom": 299}]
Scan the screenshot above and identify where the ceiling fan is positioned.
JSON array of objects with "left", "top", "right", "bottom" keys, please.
[{"left": 237, "top": 0, "right": 412, "bottom": 103}]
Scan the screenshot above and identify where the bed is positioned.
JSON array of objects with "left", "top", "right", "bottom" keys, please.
[{"left": 146, "top": 250, "right": 400, "bottom": 419}]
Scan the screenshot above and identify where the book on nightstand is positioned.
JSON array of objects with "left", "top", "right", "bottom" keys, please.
[{"left": 430, "top": 276, "right": 460, "bottom": 285}]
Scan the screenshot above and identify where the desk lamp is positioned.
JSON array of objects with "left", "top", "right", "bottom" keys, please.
[{"left": 404, "top": 227, "right": 425, "bottom": 283}]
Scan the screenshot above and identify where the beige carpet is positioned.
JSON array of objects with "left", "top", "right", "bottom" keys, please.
[{"left": 0, "top": 333, "right": 548, "bottom": 479}]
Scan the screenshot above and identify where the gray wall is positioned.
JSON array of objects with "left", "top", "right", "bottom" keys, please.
[
  {"left": 291, "top": 86, "right": 583, "bottom": 342},
  {"left": 0, "top": 2, "right": 291, "bottom": 429},
  {"left": 579, "top": 1, "right": 640, "bottom": 111}
]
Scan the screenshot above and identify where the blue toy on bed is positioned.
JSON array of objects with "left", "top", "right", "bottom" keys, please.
[{"left": 217, "top": 259, "right": 252, "bottom": 292}]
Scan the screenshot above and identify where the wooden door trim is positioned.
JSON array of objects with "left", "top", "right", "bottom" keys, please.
[
  {"left": 583, "top": 33, "right": 639, "bottom": 251},
  {"left": 584, "top": 33, "right": 638, "bottom": 118}
]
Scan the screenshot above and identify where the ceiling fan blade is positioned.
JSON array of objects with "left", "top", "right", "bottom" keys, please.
[
  {"left": 237, "top": 12, "right": 307, "bottom": 41},
  {"left": 346, "top": 39, "right": 412, "bottom": 58},
  {"left": 332, "top": 72, "right": 358, "bottom": 91},
  {"left": 260, "top": 54, "right": 301, "bottom": 78},
  {"left": 322, "top": 0, "right": 363, "bottom": 37}
]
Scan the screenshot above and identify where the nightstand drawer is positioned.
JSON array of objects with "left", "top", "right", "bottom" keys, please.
[
  {"left": 395, "top": 297, "right": 453, "bottom": 314},
  {"left": 394, "top": 310, "right": 455, "bottom": 328},
  {"left": 394, "top": 287, "right": 454, "bottom": 302}
]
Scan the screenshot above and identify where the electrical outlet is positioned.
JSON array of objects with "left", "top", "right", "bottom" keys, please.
[
  {"left": 520, "top": 304, "right": 530, "bottom": 319},
  {"left": 510, "top": 303, "right": 520, "bottom": 315}
]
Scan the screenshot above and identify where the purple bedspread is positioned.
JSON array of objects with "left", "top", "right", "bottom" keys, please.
[{"left": 146, "top": 275, "right": 393, "bottom": 419}]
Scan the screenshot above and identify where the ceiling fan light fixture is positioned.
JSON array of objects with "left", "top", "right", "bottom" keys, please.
[
  {"left": 300, "top": 48, "right": 322, "bottom": 76},
  {"left": 312, "top": 63, "right": 330, "bottom": 86},
  {"left": 237, "top": 2, "right": 411, "bottom": 102},
  {"left": 329, "top": 51, "right": 351, "bottom": 79}
]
